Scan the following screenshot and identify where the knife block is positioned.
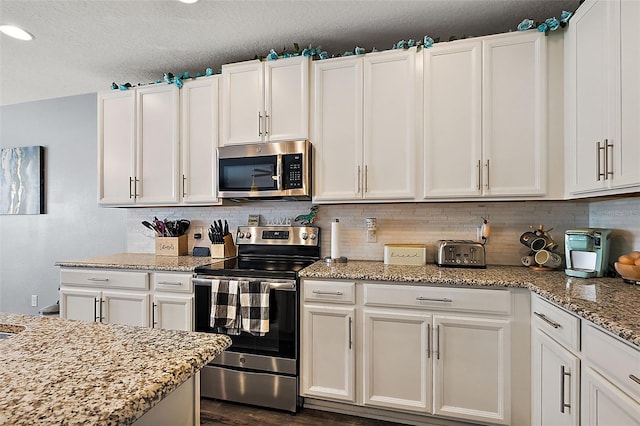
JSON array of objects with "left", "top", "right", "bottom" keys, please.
[
  {"left": 211, "top": 235, "right": 236, "bottom": 259},
  {"left": 155, "top": 235, "right": 188, "bottom": 256}
]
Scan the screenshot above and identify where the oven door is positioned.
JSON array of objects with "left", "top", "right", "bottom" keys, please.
[{"left": 193, "top": 277, "right": 297, "bottom": 361}]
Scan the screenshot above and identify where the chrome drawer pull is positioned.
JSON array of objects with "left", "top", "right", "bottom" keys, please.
[
  {"left": 88, "top": 277, "right": 109, "bottom": 282},
  {"left": 416, "top": 297, "right": 452, "bottom": 303},
  {"left": 157, "top": 281, "right": 182, "bottom": 286},
  {"left": 312, "top": 290, "right": 344, "bottom": 296},
  {"left": 560, "top": 365, "right": 571, "bottom": 413},
  {"left": 427, "top": 324, "right": 431, "bottom": 359},
  {"left": 533, "top": 311, "right": 562, "bottom": 329},
  {"left": 630, "top": 374, "right": 640, "bottom": 385}
]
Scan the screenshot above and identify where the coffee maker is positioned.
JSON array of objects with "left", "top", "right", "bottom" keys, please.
[{"left": 565, "top": 228, "right": 612, "bottom": 278}]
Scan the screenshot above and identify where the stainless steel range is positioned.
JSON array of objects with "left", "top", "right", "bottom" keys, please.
[{"left": 193, "top": 225, "right": 320, "bottom": 413}]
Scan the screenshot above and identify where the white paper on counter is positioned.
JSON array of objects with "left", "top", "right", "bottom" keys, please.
[{"left": 331, "top": 220, "right": 341, "bottom": 259}]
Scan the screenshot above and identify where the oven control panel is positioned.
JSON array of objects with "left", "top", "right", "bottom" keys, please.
[{"left": 236, "top": 226, "right": 319, "bottom": 246}]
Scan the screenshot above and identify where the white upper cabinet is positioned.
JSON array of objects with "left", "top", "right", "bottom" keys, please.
[
  {"left": 312, "top": 49, "right": 418, "bottom": 202},
  {"left": 221, "top": 56, "right": 310, "bottom": 145},
  {"left": 423, "top": 32, "right": 547, "bottom": 199},
  {"left": 98, "top": 90, "right": 136, "bottom": 205},
  {"left": 98, "top": 85, "right": 180, "bottom": 206},
  {"left": 180, "top": 76, "right": 221, "bottom": 204},
  {"left": 566, "top": 0, "right": 640, "bottom": 196},
  {"left": 136, "top": 84, "right": 181, "bottom": 205}
]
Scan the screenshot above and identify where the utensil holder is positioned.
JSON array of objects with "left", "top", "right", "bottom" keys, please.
[
  {"left": 211, "top": 235, "right": 236, "bottom": 258},
  {"left": 155, "top": 235, "right": 188, "bottom": 256}
]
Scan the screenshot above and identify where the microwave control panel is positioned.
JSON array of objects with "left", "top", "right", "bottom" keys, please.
[{"left": 282, "top": 154, "right": 304, "bottom": 189}]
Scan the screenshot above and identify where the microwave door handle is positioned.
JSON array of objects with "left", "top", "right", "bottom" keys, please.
[{"left": 276, "top": 155, "right": 283, "bottom": 191}]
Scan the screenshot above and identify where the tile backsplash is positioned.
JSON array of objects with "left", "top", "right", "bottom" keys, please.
[{"left": 127, "top": 199, "right": 601, "bottom": 266}]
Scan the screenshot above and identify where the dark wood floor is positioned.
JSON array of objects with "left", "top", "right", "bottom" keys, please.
[{"left": 200, "top": 398, "right": 405, "bottom": 425}]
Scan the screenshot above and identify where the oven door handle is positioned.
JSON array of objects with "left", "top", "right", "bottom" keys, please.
[{"left": 193, "top": 277, "right": 296, "bottom": 291}]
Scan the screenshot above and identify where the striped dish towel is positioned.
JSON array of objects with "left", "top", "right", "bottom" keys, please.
[
  {"left": 210, "top": 279, "right": 241, "bottom": 335},
  {"left": 239, "top": 281, "right": 270, "bottom": 336}
]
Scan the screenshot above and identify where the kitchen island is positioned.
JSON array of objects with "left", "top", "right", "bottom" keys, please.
[
  {"left": 0, "top": 313, "right": 231, "bottom": 425},
  {"left": 300, "top": 261, "right": 640, "bottom": 347}
]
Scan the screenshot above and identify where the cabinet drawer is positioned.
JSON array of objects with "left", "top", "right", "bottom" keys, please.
[
  {"left": 531, "top": 295, "right": 580, "bottom": 352},
  {"left": 583, "top": 323, "right": 640, "bottom": 402},
  {"left": 60, "top": 268, "right": 149, "bottom": 290},
  {"left": 153, "top": 272, "right": 193, "bottom": 293},
  {"left": 303, "top": 280, "right": 355, "bottom": 304},
  {"left": 363, "top": 284, "right": 510, "bottom": 315}
]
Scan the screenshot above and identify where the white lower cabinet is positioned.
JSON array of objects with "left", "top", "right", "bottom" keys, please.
[
  {"left": 301, "top": 280, "right": 513, "bottom": 425},
  {"left": 59, "top": 268, "right": 194, "bottom": 331}
]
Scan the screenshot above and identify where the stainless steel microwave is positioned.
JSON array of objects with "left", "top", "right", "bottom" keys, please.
[{"left": 217, "top": 140, "right": 312, "bottom": 200}]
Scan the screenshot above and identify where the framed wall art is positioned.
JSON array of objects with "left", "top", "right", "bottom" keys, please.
[{"left": 0, "top": 146, "right": 45, "bottom": 215}]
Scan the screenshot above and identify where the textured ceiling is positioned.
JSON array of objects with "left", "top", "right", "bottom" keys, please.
[{"left": 0, "top": 0, "right": 579, "bottom": 106}]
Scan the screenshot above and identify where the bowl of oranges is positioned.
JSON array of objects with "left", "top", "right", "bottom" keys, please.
[{"left": 614, "top": 251, "right": 640, "bottom": 282}]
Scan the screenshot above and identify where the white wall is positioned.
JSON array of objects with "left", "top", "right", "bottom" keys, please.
[
  {"left": 589, "top": 196, "right": 640, "bottom": 260},
  {"left": 0, "top": 94, "right": 127, "bottom": 314}
]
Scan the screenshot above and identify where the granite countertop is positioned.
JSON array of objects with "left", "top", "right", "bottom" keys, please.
[
  {"left": 0, "top": 313, "right": 231, "bottom": 425},
  {"left": 300, "top": 260, "right": 640, "bottom": 348},
  {"left": 55, "top": 253, "right": 228, "bottom": 272}
]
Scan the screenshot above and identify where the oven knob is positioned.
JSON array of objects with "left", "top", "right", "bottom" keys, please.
[
  {"left": 238, "top": 232, "right": 245, "bottom": 239},
  {"left": 245, "top": 232, "right": 251, "bottom": 239},
  {"left": 309, "top": 233, "right": 317, "bottom": 240},
  {"left": 301, "top": 232, "right": 308, "bottom": 240},
  {"left": 239, "top": 357, "right": 245, "bottom": 364}
]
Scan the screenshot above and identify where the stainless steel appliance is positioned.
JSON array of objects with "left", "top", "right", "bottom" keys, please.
[
  {"left": 193, "top": 225, "right": 320, "bottom": 413},
  {"left": 217, "top": 140, "right": 312, "bottom": 200},
  {"left": 435, "top": 240, "right": 486, "bottom": 268},
  {"left": 565, "top": 228, "right": 612, "bottom": 278}
]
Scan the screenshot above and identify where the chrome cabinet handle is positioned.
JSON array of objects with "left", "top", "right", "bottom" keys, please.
[
  {"left": 312, "top": 290, "right": 344, "bottom": 296},
  {"left": 416, "top": 297, "right": 453, "bottom": 303},
  {"left": 560, "top": 365, "right": 571, "bottom": 413},
  {"left": 129, "top": 177, "right": 134, "bottom": 199},
  {"left": 88, "top": 277, "right": 109, "bottom": 282},
  {"left": 630, "top": 374, "right": 640, "bottom": 385},
  {"left": 152, "top": 302, "right": 157, "bottom": 328},
  {"left": 533, "top": 311, "right": 562, "bottom": 329},
  {"left": 436, "top": 325, "right": 441, "bottom": 360},
  {"left": 182, "top": 174, "right": 187, "bottom": 197},
  {"left": 98, "top": 298, "right": 105, "bottom": 322},
  {"left": 364, "top": 165, "right": 368, "bottom": 193},
  {"left": 348, "top": 316, "right": 352, "bottom": 349},
  {"left": 357, "top": 166, "right": 361, "bottom": 194},
  {"left": 94, "top": 297, "right": 99, "bottom": 322},
  {"left": 265, "top": 113, "right": 270, "bottom": 135},
  {"left": 157, "top": 281, "right": 182, "bottom": 286},
  {"left": 134, "top": 177, "right": 140, "bottom": 199},
  {"left": 477, "top": 160, "right": 481, "bottom": 190},
  {"left": 605, "top": 139, "right": 613, "bottom": 179},
  {"left": 258, "top": 112, "right": 263, "bottom": 136},
  {"left": 484, "top": 159, "right": 490, "bottom": 189},
  {"left": 596, "top": 141, "right": 605, "bottom": 181},
  {"left": 427, "top": 323, "right": 431, "bottom": 359}
]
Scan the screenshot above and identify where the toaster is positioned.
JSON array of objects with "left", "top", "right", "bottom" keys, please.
[{"left": 436, "top": 240, "right": 486, "bottom": 268}]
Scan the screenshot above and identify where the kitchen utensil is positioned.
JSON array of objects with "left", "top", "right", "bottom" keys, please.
[{"left": 141, "top": 221, "right": 158, "bottom": 235}]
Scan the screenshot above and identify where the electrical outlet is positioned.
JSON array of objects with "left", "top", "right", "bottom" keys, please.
[{"left": 31, "top": 295, "right": 38, "bottom": 307}]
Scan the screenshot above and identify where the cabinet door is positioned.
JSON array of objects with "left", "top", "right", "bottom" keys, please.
[
  {"left": 433, "top": 315, "right": 511, "bottom": 425},
  {"left": 311, "top": 57, "right": 363, "bottom": 201},
  {"left": 614, "top": 0, "right": 640, "bottom": 188},
  {"left": 362, "top": 310, "right": 431, "bottom": 412},
  {"left": 482, "top": 32, "right": 546, "bottom": 197},
  {"left": 423, "top": 41, "right": 482, "bottom": 198},
  {"left": 582, "top": 366, "right": 640, "bottom": 426},
  {"left": 181, "top": 77, "right": 220, "bottom": 204},
  {"left": 60, "top": 288, "right": 100, "bottom": 322},
  {"left": 97, "top": 90, "right": 136, "bottom": 205},
  {"left": 153, "top": 294, "right": 193, "bottom": 331},
  {"left": 363, "top": 49, "right": 417, "bottom": 200},
  {"left": 300, "top": 304, "right": 355, "bottom": 402},
  {"left": 532, "top": 328, "right": 580, "bottom": 426},
  {"left": 221, "top": 60, "right": 263, "bottom": 145},
  {"left": 136, "top": 85, "right": 180, "bottom": 204},
  {"left": 265, "top": 56, "right": 310, "bottom": 142},
  {"left": 102, "top": 291, "right": 150, "bottom": 327},
  {"left": 566, "top": 0, "right": 614, "bottom": 194}
]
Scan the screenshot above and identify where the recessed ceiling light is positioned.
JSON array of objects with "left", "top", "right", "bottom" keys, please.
[
  {"left": 178, "top": 0, "right": 199, "bottom": 3},
  {"left": 0, "top": 25, "right": 34, "bottom": 41}
]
